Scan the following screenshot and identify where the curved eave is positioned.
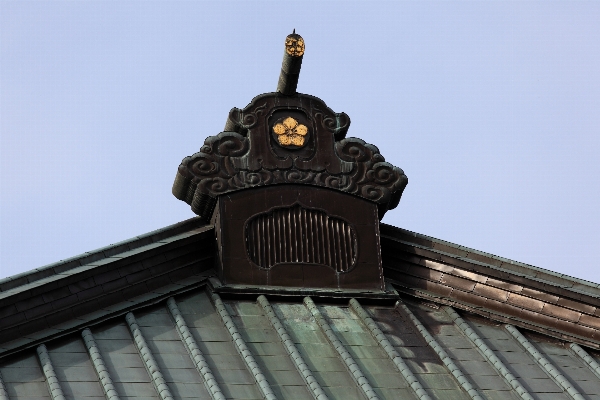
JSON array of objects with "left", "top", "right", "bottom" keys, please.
[{"left": 381, "top": 223, "right": 600, "bottom": 348}]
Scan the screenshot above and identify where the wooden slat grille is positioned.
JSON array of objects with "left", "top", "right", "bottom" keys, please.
[{"left": 245, "top": 204, "right": 356, "bottom": 272}]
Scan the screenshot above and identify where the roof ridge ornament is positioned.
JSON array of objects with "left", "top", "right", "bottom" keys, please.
[{"left": 172, "top": 33, "right": 408, "bottom": 291}]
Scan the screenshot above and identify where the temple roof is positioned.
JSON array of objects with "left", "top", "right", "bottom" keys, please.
[
  {"left": 1, "top": 218, "right": 600, "bottom": 400},
  {"left": 2, "top": 32, "right": 599, "bottom": 399}
]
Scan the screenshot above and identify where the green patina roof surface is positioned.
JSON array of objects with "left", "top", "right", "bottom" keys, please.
[{"left": 1, "top": 219, "right": 600, "bottom": 399}]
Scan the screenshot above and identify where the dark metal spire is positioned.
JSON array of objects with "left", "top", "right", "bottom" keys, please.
[{"left": 277, "top": 31, "right": 304, "bottom": 95}]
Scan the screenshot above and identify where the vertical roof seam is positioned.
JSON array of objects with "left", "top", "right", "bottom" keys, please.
[
  {"left": 348, "top": 298, "right": 432, "bottom": 400},
  {"left": 257, "top": 295, "right": 328, "bottom": 400},
  {"left": 568, "top": 343, "right": 600, "bottom": 380},
  {"left": 125, "top": 312, "right": 174, "bottom": 400},
  {"left": 166, "top": 297, "right": 226, "bottom": 400},
  {"left": 81, "top": 328, "right": 120, "bottom": 400},
  {"left": 442, "top": 306, "right": 534, "bottom": 400},
  {"left": 210, "top": 292, "right": 277, "bottom": 400},
  {"left": 396, "top": 301, "right": 484, "bottom": 400},
  {"left": 505, "top": 324, "right": 585, "bottom": 400},
  {"left": 0, "top": 370, "right": 8, "bottom": 400},
  {"left": 36, "top": 344, "right": 66, "bottom": 400},
  {"left": 303, "top": 296, "right": 379, "bottom": 400}
]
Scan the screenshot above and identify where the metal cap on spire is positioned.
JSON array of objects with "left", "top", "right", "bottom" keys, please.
[{"left": 277, "top": 31, "right": 304, "bottom": 95}]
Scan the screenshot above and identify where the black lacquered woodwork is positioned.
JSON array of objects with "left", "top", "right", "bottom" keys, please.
[{"left": 212, "top": 185, "right": 384, "bottom": 290}]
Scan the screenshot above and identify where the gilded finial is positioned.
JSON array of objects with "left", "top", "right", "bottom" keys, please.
[{"left": 285, "top": 32, "right": 305, "bottom": 57}]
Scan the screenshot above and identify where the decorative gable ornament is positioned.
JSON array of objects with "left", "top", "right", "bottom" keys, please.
[{"left": 173, "top": 32, "right": 407, "bottom": 293}]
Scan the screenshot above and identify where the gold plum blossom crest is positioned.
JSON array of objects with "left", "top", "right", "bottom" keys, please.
[{"left": 273, "top": 117, "right": 308, "bottom": 147}]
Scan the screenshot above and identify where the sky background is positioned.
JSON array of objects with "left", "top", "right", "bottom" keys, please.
[{"left": 1, "top": 2, "right": 599, "bottom": 283}]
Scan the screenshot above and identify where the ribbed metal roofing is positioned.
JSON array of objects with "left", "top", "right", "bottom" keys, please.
[
  {"left": 2, "top": 285, "right": 600, "bottom": 399},
  {"left": 2, "top": 218, "right": 600, "bottom": 399}
]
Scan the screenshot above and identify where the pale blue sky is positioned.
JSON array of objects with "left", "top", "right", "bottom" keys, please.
[{"left": 2, "top": 2, "right": 599, "bottom": 282}]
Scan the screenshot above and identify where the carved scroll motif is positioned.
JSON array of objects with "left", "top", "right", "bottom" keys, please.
[
  {"left": 174, "top": 135, "right": 406, "bottom": 221},
  {"left": 313, "top": 107, "right": 350, "bottom": 141},
  {"left": 173, "top": 93, "right": 408, "bottom": 221}
]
